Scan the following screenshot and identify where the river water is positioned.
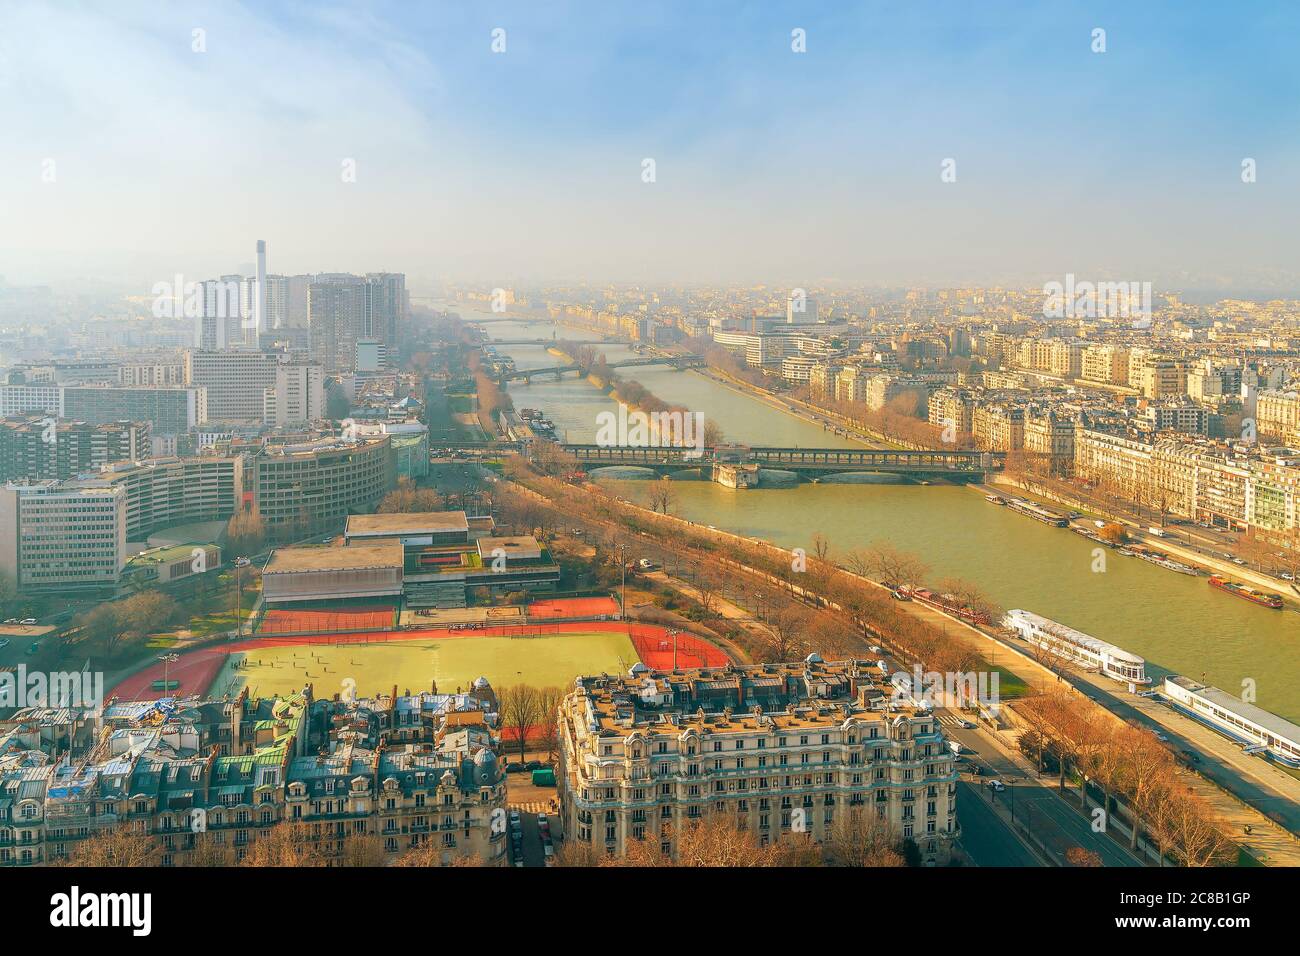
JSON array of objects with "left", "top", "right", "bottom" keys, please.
[{"left": 455, "top": 308, "right": 1300, "bottom": 722}]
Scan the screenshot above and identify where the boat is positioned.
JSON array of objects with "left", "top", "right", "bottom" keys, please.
[
  {"left": 1003, "top": 609, "right": 1149, "bottom": 684},
  {"left": 1004, "top": 498, "right": 1068, "bottom": 527},
  {"left": 1208, "top": 576, "right": 1283, "bottom": 609},
  {"left": 984, "top": 494, "right": 1005, "bottom": 505},
  {"left": 899, "top": 587, "right": 992, "bottom": 625},
  {"left": 1117, "top": 548, "right": 1136, "bottom": 557}
]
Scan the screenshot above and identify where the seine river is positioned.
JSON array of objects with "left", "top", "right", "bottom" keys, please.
[{"left": 459, "top": 309, "right": 1300, "bottom": 722}]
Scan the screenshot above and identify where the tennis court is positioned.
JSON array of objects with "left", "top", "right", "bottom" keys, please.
[
  {"left": 527, "top": 596, "right": 620, "bottom": 620},
  {"left": 257, "top": 605, "right": 397, "bottom": 635},
  {"left": 629, "top": 624, "right": 729, "bottom": 669}
]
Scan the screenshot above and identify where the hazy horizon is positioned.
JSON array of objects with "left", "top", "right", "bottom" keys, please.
[{"left": 3, "top": 1, "right": 1299, "bottom": 293}]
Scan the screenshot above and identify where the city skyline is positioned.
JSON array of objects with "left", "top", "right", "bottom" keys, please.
[{"left": 3, "top": 1, "right": 1300, "bottom": 293}]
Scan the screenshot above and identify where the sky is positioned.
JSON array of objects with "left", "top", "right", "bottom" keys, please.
[{"left": 2, "top": 0, "right": 1299, "bottom": 294}]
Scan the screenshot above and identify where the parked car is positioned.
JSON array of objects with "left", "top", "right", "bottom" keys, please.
[
  {"left": 3, "top": 618, "right": 17, "bottom": 625},
  {"left": 508, "top": 809, "right": 521, "bottom": 827},
  {"left": 505, "top": 762, "right": 526, "bottom": 774},
  {"left": 20, "top": 618, "right": 36, "bottom": 625},
  {"left": 525, "top": 760, "right": 544, "bottom": 771},
  {"left": 0, "top": 638, "right": 9, "bottom": 649},
  {"left": 985, "top": 779, "right": 1006, "bottom": 792}
]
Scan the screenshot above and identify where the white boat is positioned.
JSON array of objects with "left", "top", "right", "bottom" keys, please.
[{"left": 1003, "top": 609, "right": 1149, "bottom": 684}]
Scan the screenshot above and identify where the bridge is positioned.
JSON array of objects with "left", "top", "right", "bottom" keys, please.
[
  {"left": 497, "top": 355, "right": 705, "bottom": 383},
  {"left": 428, "top": 439, "right": 1002, "bottom": 478},
  {"left": 485, "top": 337, "right": 632, "bottom": 347},
  {"left": 559, "top": 444, "right": 1003, "bottom": 477}
]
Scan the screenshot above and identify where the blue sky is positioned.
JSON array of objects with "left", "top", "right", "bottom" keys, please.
[{"left": 2, "top": 1, "right": 1298, "bottom": 292}]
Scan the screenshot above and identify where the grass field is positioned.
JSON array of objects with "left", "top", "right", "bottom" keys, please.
[{"left": 208, "top": 630, "right": 641, "bottom": 699}]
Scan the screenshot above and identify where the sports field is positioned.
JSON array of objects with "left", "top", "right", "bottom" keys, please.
[{"left": 206, "top": 630, "right": 641, "bottom": 699}]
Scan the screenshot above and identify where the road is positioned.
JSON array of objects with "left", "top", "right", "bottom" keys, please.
[
  {"left": 954, "top": 780, "right": 1041, "bottom": 866},
  {"left": 945, "top": 720, "right": 1142, "bottom": 867}
]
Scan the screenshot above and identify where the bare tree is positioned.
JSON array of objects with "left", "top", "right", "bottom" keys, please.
[
  {"left": 498, "top": 684, "right": 543, "bottom": 760},
  {"left": 822, "top": 808, "right": 905, "bottom": 867}
]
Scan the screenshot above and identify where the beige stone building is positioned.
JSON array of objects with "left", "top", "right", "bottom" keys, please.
[{"left": 558, "top": 659, "right": 960, "bottom": 866}]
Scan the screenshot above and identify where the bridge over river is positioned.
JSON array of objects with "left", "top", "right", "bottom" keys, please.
[
  {"left": 496, "top": 355, "right": 705, "bottom": 384},
  {"left": 434, "top": 439, "right": 1002, "bottom": 478}
]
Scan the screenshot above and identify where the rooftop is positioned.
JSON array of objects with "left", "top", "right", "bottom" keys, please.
[
  {"left": 264, "top": 541, "right": 403, "bottom": 574},
  {"left": 345, "top": 511, "right": 469, "bottom": 536}
]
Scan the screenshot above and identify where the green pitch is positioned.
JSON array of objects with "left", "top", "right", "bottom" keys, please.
[{"left": 210, "top": 631, "right": 641, "bottom": 699}]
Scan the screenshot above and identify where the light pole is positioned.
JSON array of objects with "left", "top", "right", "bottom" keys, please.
[{"left": 158, "top": 653, "right": 179, "bottom": 696}]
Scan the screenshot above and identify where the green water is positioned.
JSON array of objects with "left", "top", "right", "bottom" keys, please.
[{"left": 477, "top": 314, "right": 1300, "bottom": 722}]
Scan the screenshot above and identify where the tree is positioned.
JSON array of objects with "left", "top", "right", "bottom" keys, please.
[
  {"left": 857, "top": 542, "right": 930, "bottom": 589},
  {"left": 378, "top": 477, "right": 444, "bottom": 513},
  {"left": 822, "top": 808, "right": 906, "bottom": 867},
  {"left": 498, "top": 684, "right": 542, "bottom": 760},
  {"left": 646, "top": 478, "right": 677, "bottom": 515},
  {"left": 763, "top": 605, "right": 811, "bottom": 662},
  {"left": 534, "top": 685, "right": 566, "bottom": 763},
  {"left": 618, "top": 816, "right": 812, "bottom": 867},
  {"left": 225, "top": 508, "right": 266, "bottom": 557},
  {"left": 1065, "top": 846, "right": 1102, "bottom": 867},
  {"left": 61, "top": 824, "right": 159, "bottom": 867},
  {"left": 1097, "top": 522, "right": 1128, "bottom": 545},
  {"left": 239, "top": 822, "right": 327, "bottom": 867}
]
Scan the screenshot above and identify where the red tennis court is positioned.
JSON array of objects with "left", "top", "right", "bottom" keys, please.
[
  {"left": 258, "top": 605, "right": 395, "bottom": 635},
  {"left": 629, "top": 624, "right": 729, "bottom": 670},
  {"left": 527, "top": 596, "right": 619, "bottom": 620}
]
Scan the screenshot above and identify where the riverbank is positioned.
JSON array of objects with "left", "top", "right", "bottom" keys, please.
[
  {"left": 581, "top": 480, "right": 1300, "bottom": 862},
  {"left": 980, "top": 477, "right": 1300, "bottom": 606}
]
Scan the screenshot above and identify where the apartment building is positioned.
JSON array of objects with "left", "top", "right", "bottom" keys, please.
[
  {"left": 0, "top": 417, "right": 150, "bottom": 482},
  {"left": 0, "top": 684, "right": 505, "bottom": 867},
  {"left": 1023, "top": 411, "right": 1074, "bottom": 473},
  {"left": 558, "top": 659, "right": 960, "bottom": 865},
  {"left": 1081, "top": 344, "right": 1129, "bottom": 386},
  {"left": 972, "top": 404, "right": 1024, "bottom": 451},
  {"left": 246, "top": 434, "right": 395, "bottom": 535},
  {"left": 262, "top": 362, "right": 326, "bottom": 426},
  {"left": 1134, "top": 357, "right": 1186, "bottom": 400},
  {"left": 62, "top": 385, "right": 207, "bottom": 436},
  {"left": 119, "top": 360, "right": 185, "bottom": 387},
  {"left": 0, "top": 384, "right": 63, "bottom": 418},
  {"left": 1256, "top": 390, "right": 1300, "bottom": 445},
  {"left": 0, "top": 481, "right": 127, "bottom": 590},
  {"left": 184, "top": 349, "right": 285, "bottom": 423},
  {"left": 86, "top": 455, "right": 244, "bottom": 541},
  {"left": 927, "top": 387, "right": 975, "bottom": 435},
  {"left": 1137, "top": 402, "right": 1209, "bottom": 436},
  {"left": 1075, "top": 427, "right": 1300, "bottom": 532},
  {"left": 834, "top": 365, "right": 871, "bottom": 404}
]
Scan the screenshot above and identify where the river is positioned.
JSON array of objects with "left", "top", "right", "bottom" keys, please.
[{"left": 452, "top": 307, "right": 1300, "bottom": 723}]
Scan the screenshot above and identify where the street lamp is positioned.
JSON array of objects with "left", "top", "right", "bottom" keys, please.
[{"left": 158, "top": 653, "right": 180, "bottom": 696}]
